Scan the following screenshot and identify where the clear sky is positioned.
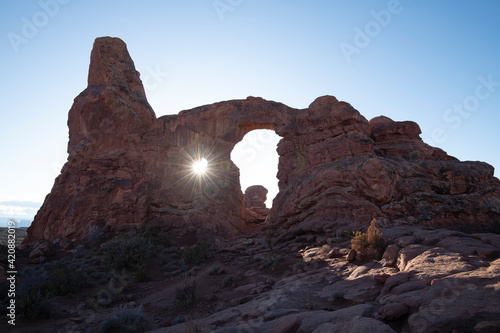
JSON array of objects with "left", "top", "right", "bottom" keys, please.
[{"left": 1, "top": 0, "right": 499, "bottom": 222}]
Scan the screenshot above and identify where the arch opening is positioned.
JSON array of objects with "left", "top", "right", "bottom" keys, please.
[{"left": 230, "top": 129, "right": 282, "bottom": 208}]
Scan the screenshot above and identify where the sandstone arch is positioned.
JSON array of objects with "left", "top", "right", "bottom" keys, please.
[{"left": 24, "top": 37, "right": 500, "bottom": 244}]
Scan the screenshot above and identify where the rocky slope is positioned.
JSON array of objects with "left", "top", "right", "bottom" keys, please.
[
  {"left": 4, "top": 224, "right": 500, "bottom": 332},
  {"left": 153, "top": 226, "right": 500, "bottom": 333},
  {"left": 23, "top": 37, "right": 500, "bottom": 245}
]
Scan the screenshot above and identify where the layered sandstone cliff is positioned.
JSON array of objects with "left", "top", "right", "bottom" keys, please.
[{"left": 24, "top": 37, "right": 500, "bottom": 244}]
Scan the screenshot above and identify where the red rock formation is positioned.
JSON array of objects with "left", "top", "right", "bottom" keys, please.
[
  {"left": 23, "top": 37, "right": 500, "bottom": 245},
  {"left": 244, "top": 185, "right": 270, "bottom": 223}
]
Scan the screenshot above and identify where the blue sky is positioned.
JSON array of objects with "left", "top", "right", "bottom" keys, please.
[{"left": 1, "top": 0, "right": 499, "bottom": 222}]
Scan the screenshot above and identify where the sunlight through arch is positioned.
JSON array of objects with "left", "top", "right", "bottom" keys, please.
[
  {"left": 230, "top": 129, "right": 282, "bottom": 207},
  {"left": 192, "top": 157, "right": 208, "bottom": 175}
]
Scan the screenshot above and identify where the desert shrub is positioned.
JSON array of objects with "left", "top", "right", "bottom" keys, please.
[
  {"left": 265, "top": 238, "right": 274, "bottom": 251},
  {"left": 46, "top": 266, "right": 90, "bottom": 296},
  {"left": 101, "top": 234, "right": 154, "bottom": 271},
  {"left": 351, "top": 231, "right": 368, "bottom": 254},
  {"left": 222, "top": 272, "right": 244, "bottom": 288},
  {"left": 19, "top": 288, "right": 51, "bottom": 320},
  {"left": 260, "top": 253, "right": 283, "bottom": 272},
  {"left": 73, "top": 246, "right": 87, "bottom": 259},
  {"left": 186, "top": 266, "right": 200, "bottom": 277},
  {"left": 343, "top": 230, "right": 355, "bottom": 238},
  {"left": 172, "top": 315, "right": 185, "bottom": 325},
  {"left": 87, "top": 225, "right": 104, "bottom": 246},
  {"left": 493, "top": 218, "right": 500, "bottom": 235},
  {"left": 17, "top": 259, "right": 92, "bottom": 319},
  {"left": 100, "top": 226, "right": 170, "bottom": 274},
  {"left": 330, "top": 290, "right": 345, "bottom": 301},
  {"left": 350, "top": 220, "right": 385, "bottom": 257},
  {"left": 318, "top": 244, "right": 331, "bottom": 255},
  {"left": 17, "top": 267, "right": 51, "bottom": 319},
  {"left": 408, "top": 150, "right": 420, "bottom": 162},
  {"left": 291, "top": 262, "right": 304, "bottom": 274},
  {"left": 101, "top": 304, "right": 147, "bottom": 332},
  {"left": 367, "top": 220, "right": 384, "bottom": 250},
  {"left": 222, "top": 277, "right": 231, "bottom": 288},
  {"left": 135, "top": 225, "right": 170, "bottom": 248},
  {"left": 175, "top": 280, "right": 197, "bottom": 308},
  {"left": 185, "top": 319, "right": 209, "bottom": 333},
  {"left": 183, "top": 241, "right": 210, "bottom": 266},
  {"left": 208, "top": 265, "right": 222, "bottom": 275},
  {"left": 134, "top": 264, "right": 150, "bottom": 283},
  {"left": 163, "top": 260, "right": 186, "bottom": 276},
  {"left": 0, "top": 280, "right": 9, "bottom": 303}
]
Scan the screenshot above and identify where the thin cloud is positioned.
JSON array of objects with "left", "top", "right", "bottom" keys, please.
[
  {"left": 0, "top": 201, "right": 42, "bottom": 208},
  {"left": 0, "top": 204, "right": 40, "bottom": 219}
]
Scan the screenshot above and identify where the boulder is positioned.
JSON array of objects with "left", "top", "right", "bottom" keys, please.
[
  {"left": 474, "top": 321, "right": 500, "bottom": 333},
  {"left": 381, "top": 243, "right": 400, "bottom": 267},
  {"left": 244, "top": 185, "right": 270, "bottom": 223},
  {"left": 312, "top": 316, "right": 397, "bottom": 333},
  {"left": 378, "top": 302, "right": 409, "bottom": 320},
  {"left": 271, "top": 316, "right": 302, "bottom": 333},
  {"left": 408, "top": 259, "right": 500, "bottom": 333},
  {"left": 396, "top": 244, "right": 431, "bottom": 271},
  {"left": 346, "top": 249, "right": 356, "bottom": 261}
]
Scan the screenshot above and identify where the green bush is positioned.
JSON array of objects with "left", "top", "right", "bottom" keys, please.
[
  {"left": 175, "top": 280, "right": 197, "bottom": 308},
  {"left": 101, "top": 304, "right": 147, "bottom": 332},
  {"left": 183, "top": 241, "right": 210, "bottom": 266}
]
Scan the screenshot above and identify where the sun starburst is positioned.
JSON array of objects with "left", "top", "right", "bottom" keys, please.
[{"left": 192, "top": 157, "right": 208, "bottom": 175}]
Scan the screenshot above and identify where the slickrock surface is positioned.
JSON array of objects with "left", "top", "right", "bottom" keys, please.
[{"left": 138, "top": 227, "right": 500, "bottom": 333}]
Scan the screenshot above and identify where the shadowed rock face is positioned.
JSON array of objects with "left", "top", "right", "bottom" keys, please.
[
  {"left": 244, "top": 185, "right": 270, "bottom": 223},
  {"left": 24, "top": 37, "right": 500, "bottom": 244}
]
